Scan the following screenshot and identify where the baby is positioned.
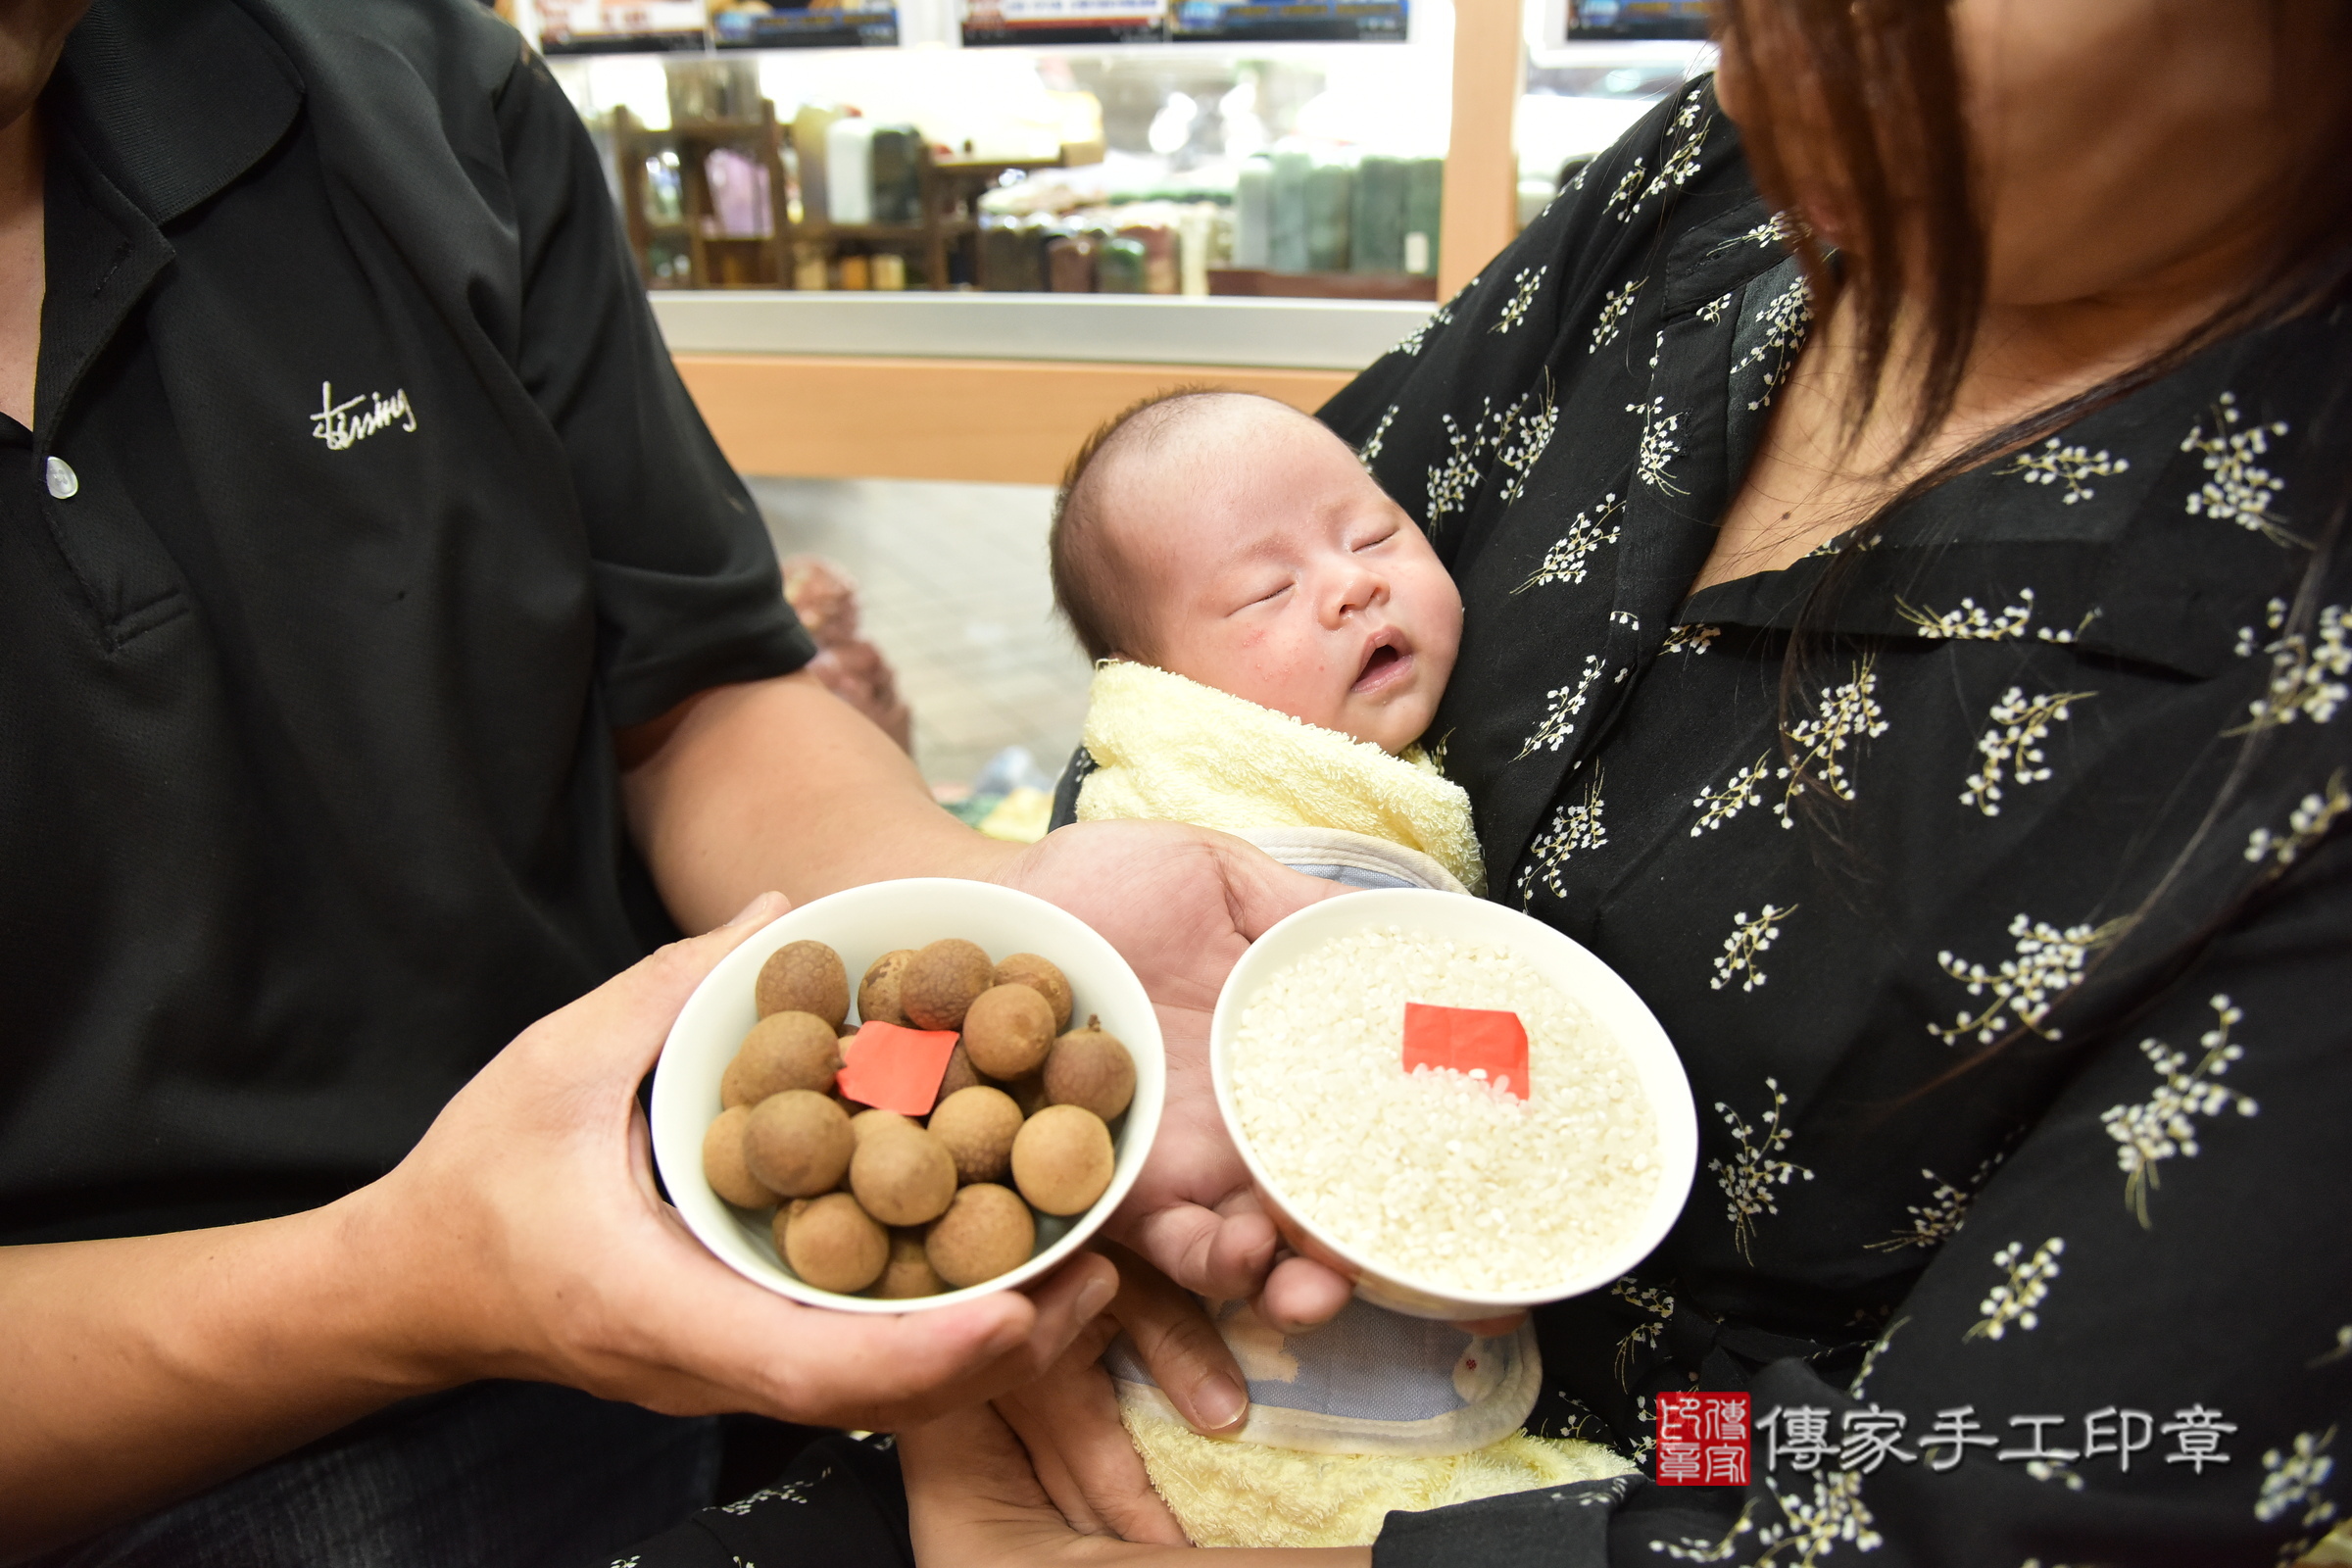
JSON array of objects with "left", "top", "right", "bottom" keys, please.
[
  {"left": 1044, "top": 392, "right": 1626, "bottom": 1547},
  {"left": 1049, "top": 389, "right": 1486, "bottom": 899}
]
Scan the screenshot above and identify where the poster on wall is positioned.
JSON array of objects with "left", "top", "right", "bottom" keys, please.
[
  {"left": 538, "top": 0, "right": 710, "bottom": 53},
  {"left": 1560, "top": 0, "right": 1709, "bottom": 39},
  {"left": 961, "top": 0, "right": 1166, "bottom": 47},
  {"left": 711, "top": 1, "right": 901, "bottom": 48},
  {"left": 1167, "top": 0, "right": 1404, "bottom": 43}
]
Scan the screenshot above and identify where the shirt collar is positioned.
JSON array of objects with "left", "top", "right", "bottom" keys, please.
[
  {"left": 47, "top": 0, "right": 302, "bottom": 229},
  {"left": 1675, "top": 294, "right": 2328, "bottom": 681}
]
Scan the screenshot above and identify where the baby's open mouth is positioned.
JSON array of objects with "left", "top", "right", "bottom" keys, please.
[{"left": 1353, "top": 637, "right": 1411, "bottom": 693}]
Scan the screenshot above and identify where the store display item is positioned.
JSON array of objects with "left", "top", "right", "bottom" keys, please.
[
  {"left": 1169, "top": 0, "right": 1407, "bottom": 42},
  {"left": 712, "top": 2, "right": 900, "bottom": 48}
]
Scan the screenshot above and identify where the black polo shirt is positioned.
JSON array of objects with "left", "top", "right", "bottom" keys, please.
[{"left": 0, "top": 0, "right": 813, "bottom": 1244}]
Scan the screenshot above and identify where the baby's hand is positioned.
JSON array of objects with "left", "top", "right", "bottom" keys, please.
[{"left": 991, "top": 819, "right": 1356, "bottom": 1325}]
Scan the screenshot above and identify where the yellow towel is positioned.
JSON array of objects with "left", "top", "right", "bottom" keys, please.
[
  {"left": 1121, "top": 1408, "right": 1635, "bottom": 1548},
  {"left": 1075, "top": 662, "right": 1487, "bottom": 897}
]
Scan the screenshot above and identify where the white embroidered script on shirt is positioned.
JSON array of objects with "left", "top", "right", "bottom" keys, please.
[{"left": 310, "top": 382, "right": 417, "bottom": 451}]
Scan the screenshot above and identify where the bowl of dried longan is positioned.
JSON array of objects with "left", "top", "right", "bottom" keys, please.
[{"left": 650, "top": 878, "right": 1164, "bottom": 1312}]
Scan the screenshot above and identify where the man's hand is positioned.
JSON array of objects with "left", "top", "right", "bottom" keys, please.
[
  {"left": 358, "top": 892, "right": 1117, "bottom": 1431},
  {"left": 993, "top": 821, "right": 1356, "bottom": 1330}
]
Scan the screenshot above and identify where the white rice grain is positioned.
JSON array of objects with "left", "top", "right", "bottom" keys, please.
[{"left": 1228, "top": 925, "right": 1659, "bottom": 1293}]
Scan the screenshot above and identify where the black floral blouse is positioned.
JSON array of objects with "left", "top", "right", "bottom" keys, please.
[{"left": 1325, "top": 79, "right": 2352, "bottom": 1568}]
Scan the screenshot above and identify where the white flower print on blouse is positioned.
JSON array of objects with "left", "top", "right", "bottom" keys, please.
[
  {"left": 2255, "top": 1428, "right": 2338, "bottom": 1564},
  {"left": 1630, "top": 96, "right": 1711, "bottom": 213},
  {"left": 2003, "top": 439, "right": 2129, "bottom": 505},
  {"left": 1425, "top": 380, "right": 1558, "bottom": 532},
  {"left": 1774, "top": 658, "right": 1889, "bottom": 827},
  {"left": 1652, "top": 1470, "right": 1884, "bottom": 1563},
  {"left": 1493, "top": 375, "right": 1559, "bottom": 506},
  {"left": 1589, "top": 276, "right": 1642, "bottom": 354},
  {"left": 1961, "top": 687, "right": 2096, "bottom": 816},
  {"left": 1966, "top": 1237, "right": 2063, "bottom": 1342},
  {"left": 1900, "top": 590, "right": 2037, "bottom": 641},
  {"left": 1518, "top": 767, "right": 1607, "bottom": 906},
  {"left": 1691, "top": 752, "right": 1771, "bottom": 835},
  {"left": 1630, "top": 395, "right": 1687, "bottom": 494},
  {"left": 2243, "top": 770, "right": 2350, "bottom": 868},
  {"left": 1733, "top": 272, "right": 1813, "bottom": 412},
  {"left": 1711, "top": 903, "right": 1796, "bottom": 994},
  {"left": 1494, "top": 265, "right": 1545, "bottom": 334},
  {"left": 2231, "top": 598, "right": 2350, "bottom": 731},
  {"left": 1696, "top": 289, "right": 1734, "bottom": 324},
  {"left": 1662, "top": 622, "right": 1720, "bottom": 656},
  {"left": 1357, "top": 403, "right": 1398, "bottom": 466},
  {"left": 1515, "top": 494, "right": 1623, "bottom": 592},
  {"left": 1609, "top": 1277, "right": 1674, "bottom": 1389},
  {"left": 1867, "top": 1153, "right": 2006, "bottom": 1252},
  {"left": 2181, "top": 391, "right": 2295, "bottom": 545},
  {"left": 1930, "top": 912, "right": 2123, "bottom": 1047},
  {"left": 2099, "top": 995, "right": 2258, "bottom": 1227},
  {"left": 1391, "top": 297, "right": 1452, "bottom": 359},
  {"left": 1602, "top": 158, "right": 1648, "bottom": 220},
  {"left": 1709, "top": 211, "right": 1802, "bottom": 257},
  {"left": 1708, "top": 1075, "right": 1814, "bottom": 1260},
  {"left": 1515, "top": 653, "right": 1620, "bottom": 760}
]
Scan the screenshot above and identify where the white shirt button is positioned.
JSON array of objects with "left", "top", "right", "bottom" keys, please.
[{"left": 44, "top": 456, "right": 77, "bottom": 499}]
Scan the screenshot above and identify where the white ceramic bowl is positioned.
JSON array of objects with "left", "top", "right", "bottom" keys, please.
[
  {"left": 651, "top": 878, "right": 1165, "bottom": 1313},
  {"left": 1209, "top": 887, "right": 1697, "bottom": 1320}
]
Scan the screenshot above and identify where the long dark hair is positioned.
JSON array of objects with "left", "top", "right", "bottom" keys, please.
[
  {"left": 1714, "top": 0, "right": 2352, "bottom": 473},
  {"left": 1710, "top": 0, "right": 2352, "bottom": 1057}
]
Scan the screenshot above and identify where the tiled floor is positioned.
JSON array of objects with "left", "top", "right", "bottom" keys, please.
[{"left": 748, "top": 476, "right": 1094, "bottom": 788}]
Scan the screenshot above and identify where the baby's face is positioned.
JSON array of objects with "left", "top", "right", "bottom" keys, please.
[{"left": 1108, "top": 401, "right": 1461, "bottom": 755}]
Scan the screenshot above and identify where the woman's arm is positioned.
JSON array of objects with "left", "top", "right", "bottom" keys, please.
[{"left": 0, "top": 902, "right": 1117, "bottom": 1559}]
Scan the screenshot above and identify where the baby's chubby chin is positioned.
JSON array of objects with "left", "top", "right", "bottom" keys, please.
[{"left": 1334, "top": 632, "right": 1444, "bottom": 754}]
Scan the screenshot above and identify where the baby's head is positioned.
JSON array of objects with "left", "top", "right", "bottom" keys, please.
[{"left": 1051, "top": 391, "right": 1461, "bottom": 755}]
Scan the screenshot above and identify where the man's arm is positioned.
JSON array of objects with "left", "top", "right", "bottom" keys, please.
[
  {"left": 0, "top": 906, "right": 1115, "bottom": 1559},
  {"left": 616, "top": 670, "right": 1017, "bottom": 930},
  {"left": 618, "top": 674, "right": 1360, "bottom": 1314}
]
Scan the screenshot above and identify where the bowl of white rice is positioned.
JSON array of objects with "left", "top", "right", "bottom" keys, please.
[{"left": 1210, "top": 888, "right": 1696, "bottom": 1320}]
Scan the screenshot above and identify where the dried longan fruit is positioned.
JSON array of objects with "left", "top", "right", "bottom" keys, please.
[
  {"left": 1042, "top": 1016, "right": 1135, "bottom": 1122},
  {"left": 1011, "top": 1103, "right": 1115, "bottom": 1216},
  {"left": 744, "top": 1090, "right": 853, "bottom": 1199},
  {"left": 851, "top": 1108, "right": 914, "bottom": 1147},
  {"left": 757, "top": 941, "right": 850, "bottom": 1027},
  {"left": 858, "top": 949, "right": 916, "bottom": 1027},
  {"left": 994, "top": 954, "right": 1073, "bottom": 1033},
  {"left": 960, "top": 983, "right": 1054, "bottom": 1079},
  {"left": 936, "top": 1041, "right": 983, "bottom": 1102},
  {"left": 926, "top": 1183, "right": 1035, "bottom": 1288},
  {"left": 869, "top": 1228, "right": 947, "bottom": 1299},
  {"left": 721, "top": 1012, "right": 842, "bottom": 1108},
  {"left": 702, "top": 1105, "right": 773, "bottom": 1209},
  {"left": 1005, "top": 1073, "right": 1052, "bottom": 1118},
  {"left": 901, "top": 939, "right": 994, "bottom": 1031},
  {"left": 849, "top": 1124, "right": 958, "bottom": 1227},
  {"left": 779, "top": 1193, "right": 888, "bottom": 1294},
  {"left": 927, "top": 1086, "right": 1024, "bottom": 1185}
]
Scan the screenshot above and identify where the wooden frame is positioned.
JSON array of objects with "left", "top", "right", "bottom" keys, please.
[{"left": 673, "top": 353, "right": 1354, "bottom": 484}]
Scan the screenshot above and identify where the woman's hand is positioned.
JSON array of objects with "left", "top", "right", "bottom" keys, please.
[
  {"left": 991, "top": 1243, "right": 1248, "bottom": 1545},
  {"left": 357, "top": 892, "right": 1118, "bottom": 1431},
  {"left": 994, "top": 821, "right": 1357, "bottom": 1331}
]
